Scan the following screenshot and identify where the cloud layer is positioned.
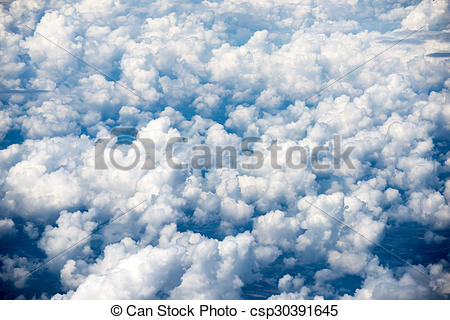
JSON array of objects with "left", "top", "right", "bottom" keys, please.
[{"left": 0, "top": 0, "right": 449, "bottom": 299}]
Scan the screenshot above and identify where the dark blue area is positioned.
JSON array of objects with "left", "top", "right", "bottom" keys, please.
[
  {"left": 241, "top": 251, "right": 364, "bottom": 299},
  {"left": 0, "top": 129, "right": 24, "bottom": 150},
  {"left": 330, "top": 275, "right": 364, "bottom": 297},
  {"left": 427, "top": 52, "right": 450, "bottom": 58},
  {"left": 0, "top": 217, "right": 62, "bottom": 299},
  {"left": 241, "top": 220, "right": 450, "bottom": 299},
  {"left": 0, "top": 215, "right": 109, "bottom": 299},
  {"left": 0, "top": 269, "right": 61, "bottom": 300},
  {"left": 434, "top": 138, "right": 450, "bottom": 184},
  {"left": 375, "top": 221, "right": 450, "bottom": 270},
  {"left": 0, "top": 218, "right": 45, "bottom": 260}
]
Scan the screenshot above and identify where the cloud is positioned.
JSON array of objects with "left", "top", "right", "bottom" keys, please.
[
  {"left": 345, "top": 259, "right": 450, "bottom": 299},
  {"left": 54, "top": 225, "right": 273, "bottom": 299},
  {"left": 401, "top": 0, "right": 449, "bottom": 30},
  {"left": 38, "top": 209, "right": 97, "bottom": 261},
  {"left": 0, "top": 218, "right": 16, "bottom": 237}
]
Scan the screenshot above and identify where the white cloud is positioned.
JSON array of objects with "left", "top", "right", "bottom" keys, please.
[
  {"left": 54, "top": 226, "right": 270, "bottom": 299},
  {"left": 0, "top": 218, "right": 16, "bottom": 237},
  {"left": 401, "top": 0, "right": 449, "bottom": 30},
  {"left": 345, "top": 259, "right": 449, "bottom": 299},
  {"left": 38, "top": 209, "right": 97, "bottom": 261}
]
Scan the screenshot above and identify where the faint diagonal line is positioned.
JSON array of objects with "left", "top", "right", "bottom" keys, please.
[
  {"left": 303, "top": 199, "right": 428, "bottom": 277},
  {"left": 22, "top": 24, "right": 148, "bottom": 103},
  {"left": 0, "top": 89, "right": 51, "bottom": 94},
  {"left": 305, "top": 25, "right": 426, "bottom": 102},
  {"left": 24, "top": 199, "right": 148, "bottom": 279}
]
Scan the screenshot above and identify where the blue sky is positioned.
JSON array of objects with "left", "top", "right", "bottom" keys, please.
[{"left": 0, "top": 0, "right": 449, "bottom": 299}]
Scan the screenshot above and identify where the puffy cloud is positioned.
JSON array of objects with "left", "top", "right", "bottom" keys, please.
[
  {"left": 327, "top": 250, "right": 370, "bottom": 275},
  {"left": 38, "top": 209, "right": 97, "bottom": 260},
  {"left": 54, "top": 226, "right": 270, "bottom": 299},
  {"left": 252, "top": 210, "right": 301, "bottom": 251},
  {"left": 423, "top": 230, "right": 445, "bottom": 245},
  {"left": 0, "top": 255, "right": 35, "bottom": 289},
  {"left": 278, "top": 274, "right": 305, "bottom": 293},
  {"left": 61, "top": 237, "right": 185, "bottom": 299},
  {"left": 396, "top": 190, "right": 450, "bottom": 229},
  {"left": 401, "top": 0, "right": 449, "bottom": 30},
  {"left": 22, "top": 100, "right": 80, "bottom": 138},
  {"left": 345, "top": 259, "right": 450, "bottom": 299},
  {"left": 270, "top": 274, "right": 315, "bottom": 300},
  {"left": 0, "top": 217, "right": 16, "bottom": 237},
  {"left": 0, "top": 109, "right": 12, "bottom": 141},
  {"left": 220, "top": 197, "right": 254, "bottom": 224},
  {"left": 23, "top": 221, "right": 39, "bottom": 239}
]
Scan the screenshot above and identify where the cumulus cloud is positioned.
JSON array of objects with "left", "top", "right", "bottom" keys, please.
[
  {"left": 401, "top": 0, "right": 449, "bottom": 30},
  {"left": 53, "top": 225, "right": 274, "bottom": 299},
  {"left": 343, "top": 259, "right": 450, "bottom": 299},
  {"left": 38, "top": 209, "right": 97, "bottom": 262},
  {"left": 0, "top": 218, "right": 16, "bottom": 237}
]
